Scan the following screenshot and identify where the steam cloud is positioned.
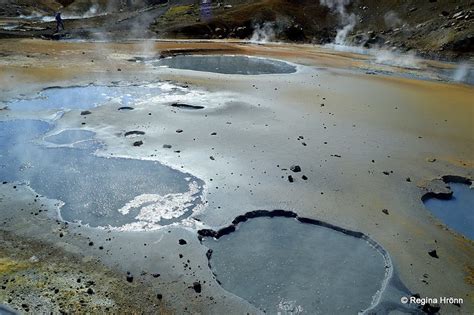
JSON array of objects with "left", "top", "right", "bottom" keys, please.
[
  {"left": 319, "top": 0, "right": 356, "bottom": 45},
  {"left": 250, "top": 22, "right": 276, "bottom": 43}
]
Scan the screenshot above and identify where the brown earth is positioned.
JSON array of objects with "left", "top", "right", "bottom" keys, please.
[{"left": 0, "top": 0, "right": 472, "bottom": 59}]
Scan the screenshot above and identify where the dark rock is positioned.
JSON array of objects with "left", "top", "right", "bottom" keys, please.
[
  {"left": 197, "top": 229, "right": 217, "bottom": 238},
  {"left": 118, "top": 106, "right": 134, "bottom": 111},
  {"left": 290, "top": 165, "right": 301, "bottom": 172},
  {"left": 422, "top": 303, "right": 441, "bottom": 314},
  {"left": 192, "top": 282, "right": 202, "bottom": 293},
  {"left": 163, "top": 144, "right": 172, "bottom": 149},
  {"left": 302, "top": 175, "right": 308, "bottom": 180},
  {"left": 288, "top": 175, "right": 294, "bottom": 183},
  {"left": 152, "top": 273, "right": 161, "bottom": 278},
  {"left": 216, "top": 225, "right": 236, "bottom": 238},
  {"left": 80, "top": 110, "right": 91, "bottom": 115},
  {"left": 157, "top": 293, "right": 163, "bottom": 300},
  {"left": 428, "top": 250, "right": 439, "bottom": 259},
  {"left": 124, "top": 131, "right": 145, "bottom": 137},
  {"left": 171, "top": 103, "right": 204, "bottom": 110},
  {"left": 86, "top": 288, "right": 94, "bottom": 295},
  {"left": 126, "top": 272, "right": 134, "bottom": 283},
  {"left": 382, "top": 209, "right": 389, "bottom": 215},
  {"left": 178, "top": 239, "right": 187, "bottom": 245},
  {"left": 133, "top": 141, "right": 143, "bottom": 147},
  {"left": 176, "top": 129, "right": 183, "bottom": 133}
]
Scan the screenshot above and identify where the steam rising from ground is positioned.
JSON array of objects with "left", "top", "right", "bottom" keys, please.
[
  {"left": 250, "top": 22, "right": 276, "bottom": 43},
  {"left": 320, "top": 0, "right": 356, "bottom": 45},
  {"left": 374, "top": 50, "right": 420, "bottom": 69},
  {"left": 453, "top": 63, "right": 471, "bottom": 83},
  {"left": 384, "top": 11, "right": 403, "bottom": 28}
]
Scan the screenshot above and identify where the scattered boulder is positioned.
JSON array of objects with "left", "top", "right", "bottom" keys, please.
[
  {"left": 171, "top": 103, "right": 204, "bottom": 110},
  {"left": 428, "top": 250, "right": 439, "bottom": 259},
  {"left": 124, "top": 131, "right": 145, "bottom": 137},
  {"left": 80, "top": 110, "right": 91, "bottom": 115},
  {"left": 290, "top": 165, "right": 302, "bottom": 173},
  {"left": 133, "top": 141, "right": 143, "bottom": 147},
  {"left": 178, "top": 239, "right": 187, "bottom": 245},
  {"left": 126, "top": 272, "right": 134, "bottom": 283},
  {"left": 192, "top": 282, "right": 201, "bottom": 293}
]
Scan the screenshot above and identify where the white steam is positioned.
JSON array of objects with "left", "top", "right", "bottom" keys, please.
[
  {"left": 453, "top": 63, "right": 471, "bottom": 83},
  {"left": 384, "top": 11, "right": 403, "bottom": 28},
  {"left": 319, "top": 0, "right": 356, "bottom": 45},
  {"left": 374, "top": 50, "right": 420, "bottom": 69},
  {"left": 250, "top": 22, "right": 276, "bottom": 43}
]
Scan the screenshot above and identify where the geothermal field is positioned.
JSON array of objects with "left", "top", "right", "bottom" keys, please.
[{"left": 0, "top": 0, "right": 473, "bottom": 314}]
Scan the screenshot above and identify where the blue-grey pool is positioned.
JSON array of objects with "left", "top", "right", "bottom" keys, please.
[
  {"left": 0, "top": 120, "right": 204, "bottom": 230},
  {"left": 202, "top": 216, "right": 390, "bottom": 314},
  {"left": 2, "top": 84, "right": 164, "bottom": 111},
  {"left": 424, "top": 182, "right": 473, "bottom": 240},
  {"left": 155, "top": 55, "right": 297, "bottom": 75}
]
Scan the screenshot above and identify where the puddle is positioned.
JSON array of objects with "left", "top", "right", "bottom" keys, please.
[
  {"left": 2, "top": 84, "right": 165, "bottom": 111},
  {"left": 201, "top": 211, "right": 396, "bottom": 314},
  {"left": 0, "top": 120, "right": 205, "bottom": 230},
  {"left": 154, "top": 55, "right": 297, "bottom": 75},
  {"left": 423, "top": 180, "right": 473, "bottom": 240}
]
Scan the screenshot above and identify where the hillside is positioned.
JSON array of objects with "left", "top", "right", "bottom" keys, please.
[{"left": 0, "top": 0, "right": 472, "bottom": 59}]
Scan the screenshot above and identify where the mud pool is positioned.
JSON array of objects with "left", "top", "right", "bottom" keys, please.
[
  {"left": 155, "top": 55, "right": 297, "bottom": 75},
  {"left": 424, "top": 182, "right": 474, "bottom": 240},
  {"left": 0, "top": 120, "right": 204, "bottom": 229},
  {"left": 202, "top": 215, "right": 403, "bottom": 314}
]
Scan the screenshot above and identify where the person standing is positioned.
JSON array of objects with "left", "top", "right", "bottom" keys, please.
[{"left": 55, "top": 12, "right": 65, "bottom": 33}]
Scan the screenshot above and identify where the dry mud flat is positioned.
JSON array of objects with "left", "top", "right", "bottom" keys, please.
[{"left": 0, "top": 39, "right": 473, "bottom": 314}]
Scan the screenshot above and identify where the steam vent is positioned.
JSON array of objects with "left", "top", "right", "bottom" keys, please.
[{"left": 0, "top": 0, "right": 472, "bottom": 313}]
